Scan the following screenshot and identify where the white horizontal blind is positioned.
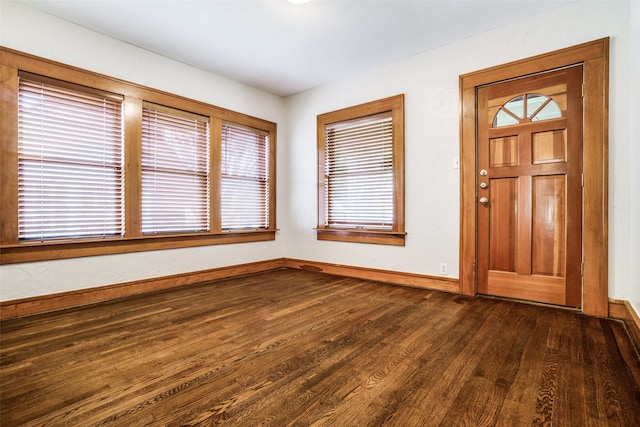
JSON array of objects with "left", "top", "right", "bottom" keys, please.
[
  {"left": 221, "top": 123, "right": 269, "bottom": 229},
  {"left": 324, "top": 112, "right": 394, "bottom": 230},
  {"left": 17, "top": 72, "right": 124, "bottom": 241},
  {"left": 141, "top": 103, "right": 210, "bottom": 234}
]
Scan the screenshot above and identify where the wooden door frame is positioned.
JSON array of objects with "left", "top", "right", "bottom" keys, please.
[{"left": 459, "top": 38, "right": 609, "bottom": 316}]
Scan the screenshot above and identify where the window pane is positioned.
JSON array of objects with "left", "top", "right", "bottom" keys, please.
[
  {"left": 531, "top": 100, "right": 562, "bottom": 121},
  {"left": 526, "top": 94, "right": 547, "bottom": 118},
  {"left": 141, "top": 104, "right": 210, "bottom": 234},
  {"left": 493, "top": 109, "right": 520, "bottom": 127},
  {"left": 504, "top": 95, "right": 524, "bottom": 118},
  {"left": 17, "top": 74, "right": 124, "bottom": 240},
  {"left": 221, "top": 123, "right": 269, "bottom": 229},
  {"left": 324, "top": 113, "right": 394, "bottom": 230}
]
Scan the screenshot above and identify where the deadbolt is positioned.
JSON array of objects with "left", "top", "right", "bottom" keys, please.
[
  {"left": 479, "top": 169, "right": 488, "bottom": 176},
  {"left": 480, "top": 182, "right": 488, "bottom": 189}
]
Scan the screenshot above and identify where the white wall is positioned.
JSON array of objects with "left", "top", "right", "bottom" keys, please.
[
  {"left": 0, "top": 2, "right": 288, "bottom": 301},
  {"left": 282, "top": 1, "right": 636, "bottom": 302},
  {"left": 628, "top": 0, "right": 640, "bottom": 315},
  {"left": 1, "top": 1, "right": 637, "bottom": 307}
]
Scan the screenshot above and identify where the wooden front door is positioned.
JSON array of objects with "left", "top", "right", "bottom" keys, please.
[{"left": 476, "top": 66, "right": 583, "bottom": 307}]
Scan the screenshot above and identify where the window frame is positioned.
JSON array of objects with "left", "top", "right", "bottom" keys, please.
[
  {"left": 220, "top": 122, "right": 272, "bottom": 231},
  {"left": 316, "top": 94, "right": 405, "bottom": 245},
  {"left": 140, "top": 102, "right": 211, "bottom": 235},
  {"left": 0, "top": 48, "right": 277, "bottom": 264},
  {"left": 17, "top": 71, "right": 126, "bottom": 241}
]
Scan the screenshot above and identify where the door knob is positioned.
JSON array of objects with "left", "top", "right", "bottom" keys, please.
[{"left": 479, "top": 197, "right": 489, "bottom": 205}]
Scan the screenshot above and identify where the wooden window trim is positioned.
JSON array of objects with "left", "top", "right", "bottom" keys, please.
[
  {"left": 0, "top": 47, "right": 276, "bottom": 264},
  {"left": 459, "top": 38, "right": 609, "bottom": 316},
  {"left": 17, "top": 72, "right": 125, "bottom": 241},
  {"left": 316, "top": 94, "right": 405, "bottom": 246}
]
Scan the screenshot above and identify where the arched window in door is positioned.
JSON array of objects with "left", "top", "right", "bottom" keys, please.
[{"left": 493, "top": 93, "right": 562, "bottom": 127}]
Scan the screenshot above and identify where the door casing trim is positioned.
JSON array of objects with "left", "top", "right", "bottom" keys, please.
[{"left": 459, "top": 38, "right": 609, "bottom": 316}]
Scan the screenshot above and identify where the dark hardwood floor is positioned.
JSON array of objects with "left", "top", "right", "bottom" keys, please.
[{"left": 1, "top": 269, "right": 639, "bottom": 426}]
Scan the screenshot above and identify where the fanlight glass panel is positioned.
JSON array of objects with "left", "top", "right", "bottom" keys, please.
[
  {"left": 505, "top": 95, "right": 524, "bottom": 119},
  {"left": 531, "top": 101, "right": 562, "bottom": 122},
  {"left": 526, "top": 94, "right": 546, "bottom": 117},
  {"left": 494, "top": 110, "right": 519, "bottom": 127},
  {"left": 493, "top": 94, "right": 562, "bottom": 127}
]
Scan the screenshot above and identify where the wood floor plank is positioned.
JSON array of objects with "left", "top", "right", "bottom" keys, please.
[{"left": 1, "top": 269, "right": 639, "bottom": 426}]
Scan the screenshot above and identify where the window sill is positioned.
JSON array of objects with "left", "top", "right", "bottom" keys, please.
[
  {"left": 316, "top": 228, "right": 405, "bottom": 246},
  {"left": 0, "top": 229, "right": 277, "bottom": 264}
]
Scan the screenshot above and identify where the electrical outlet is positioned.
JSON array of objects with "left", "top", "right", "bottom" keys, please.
[{"left": 440, "top": 263, "right": 448, "bottom": 275}]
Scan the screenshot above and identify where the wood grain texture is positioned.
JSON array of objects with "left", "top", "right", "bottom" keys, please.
[
  {"left": 459, "top": 38, "right": 609, "bottom": 315},
  {"left": 284, "top": 258, "right": 459, "bottom": 293},
  {"left": 0, "top": 230, "right": 277, "bottom": 265},
  {"left": 477, "top": 66, "right": 582, "bottom": 309},
  {"left": 0, "top": 258, "right": 458, "bottom": 320},
  {"left": 0, "top": 62, "right": 20, "bottom": 245},
  {"left": 609, "top": 299, "right": 640, "bottom": 354},
  {"left": 485, "top": 271, "right": 565, "bottom": 306},
  {"left": 1, "top": 269, "right": 638, "bottom": 426},
  {"left": 0, "top": 259, "right": 286, "bottom": 320}
]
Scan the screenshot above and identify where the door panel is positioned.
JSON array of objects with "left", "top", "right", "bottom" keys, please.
[
  {"left": 531, "top": 175, "right": 566, "bottom": 277},
  {"left": 489, "top": 136, "right": 518, "bottom": 167},
  {"left": 532, "top": 130, "right": 566, "bottom": 164},
  {"left": 489, "top": 178, "right": 517, "bottom": 272},
  {"left": 477, "top": 66, "right": 583, "bottom": 307}
]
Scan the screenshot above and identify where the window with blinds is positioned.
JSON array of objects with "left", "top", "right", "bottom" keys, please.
[
  {"left": 2, "top": 50, "right": 277, "bottom": 263},
  {"left": 323, "top": 112, "right": 394, "bottom": 230},
  {"left": 221, "top": 123, "right": 270, "bottom": 230},
  {"left": 317, "top": 94, "right": 404, "bottom": 245},
  {"left": 17, "top": 72, "right": 124, "bottom": 241},
  {"left": 141, "top": 103, "right": 210, "bottom": 234}
]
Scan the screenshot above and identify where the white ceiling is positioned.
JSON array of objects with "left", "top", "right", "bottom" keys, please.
[{"left": 19, "top": 0, "right": 573, "bottom": 97}]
